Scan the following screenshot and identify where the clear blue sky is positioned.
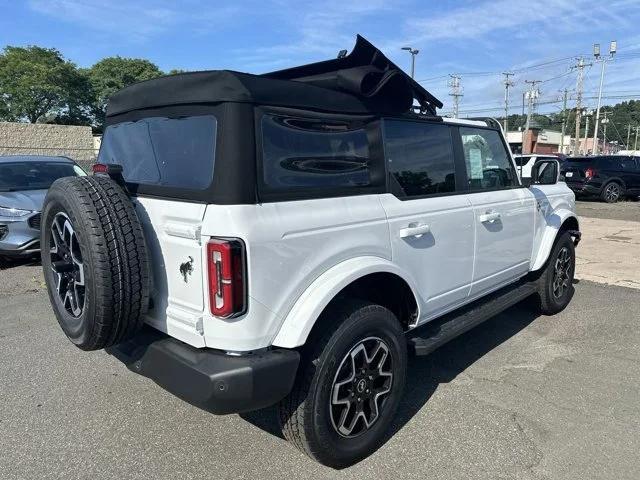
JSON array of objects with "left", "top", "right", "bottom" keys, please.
[{"left": 2, "top": 0, "right": 640, "bottom": 118}]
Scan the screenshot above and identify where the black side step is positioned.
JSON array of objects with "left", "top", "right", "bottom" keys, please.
[{"left": 408, "top": 281, "right": 538, "bottom": 356}]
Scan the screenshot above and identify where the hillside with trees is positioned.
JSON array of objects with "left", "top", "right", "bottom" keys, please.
[{"left": 497, "top": 100, "right": 640, "bottom": 148}]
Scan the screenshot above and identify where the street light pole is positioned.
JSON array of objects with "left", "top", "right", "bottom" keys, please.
[
  {"left": 401, "top": 47, "right": 419, "bottom": 79},
  {"left": 592, "top": 41, "right": 616, "bottom": 155}
]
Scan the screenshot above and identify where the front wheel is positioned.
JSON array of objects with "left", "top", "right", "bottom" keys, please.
[
  {"left": 278, "top": 300, "right": 407, "bottom": 468},
  {"left": 533, "top": 231, "right": 576, "bottom": 315}
]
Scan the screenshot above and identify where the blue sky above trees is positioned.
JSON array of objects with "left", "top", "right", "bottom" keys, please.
[{"left": 2, "top": 0, "right": 640, "bottom": 117}]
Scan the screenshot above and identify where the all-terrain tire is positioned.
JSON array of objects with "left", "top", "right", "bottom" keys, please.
[
  {"left": 531, "top": 230, "right": 575, "bottom": 315},
  {"left": 278, "top": 299, "right": 407, "bottom": 469},
  {"left": 41, "top": 176, "right": 150, "bottom": 351}
]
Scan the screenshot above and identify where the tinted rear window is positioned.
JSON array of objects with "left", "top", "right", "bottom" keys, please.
[
  {"left": 261, "top": 114, "right": 370, "bottom": 190},
  {"left": 98, "top": 115, "right": 217, "bottom": 189}
]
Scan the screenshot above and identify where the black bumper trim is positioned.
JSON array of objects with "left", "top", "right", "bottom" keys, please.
[{"left": 106, "top": 328, "right": 300, "bottom": 415}]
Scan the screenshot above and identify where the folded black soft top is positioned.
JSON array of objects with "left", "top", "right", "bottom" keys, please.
[{"left": 106, "top": 35, "right": 442, "bottom": 118}]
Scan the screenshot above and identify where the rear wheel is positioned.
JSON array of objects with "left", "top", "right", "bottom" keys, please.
[
  {"left": 601, "top": 181, "right": 622, "bottom": 203},
  {"left": 532, "top": 231, "right": 575, "bottom": 315},
  {"left": 279, "top": 300, "right": 407, "bottom": 468}
]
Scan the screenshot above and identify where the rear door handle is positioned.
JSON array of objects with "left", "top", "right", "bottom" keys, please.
[
  {"left": 399, "top": 223, "right": 430, "bottom": 238},
  {"left": 479, "top": 211, "right": 501, "bottom": 223}
]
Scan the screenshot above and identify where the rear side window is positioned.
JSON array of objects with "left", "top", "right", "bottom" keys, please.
[
  {"left": 620, "top": 157, "right": 637, "bottom": 171},
  {"left": 383, "top": 120, "right": 456, "bottom": 197},
  {"left": 460, "top": 127, "right": 519, "bottom": 190},
  {"left": 98, "top": 115, "right": 217, "bottom": 189},
  {"left": 596, "top": 157, "right": 620, "bottom": 169},
  {"left": 261, "top": 114, "right": 371, "bottom": 190}
]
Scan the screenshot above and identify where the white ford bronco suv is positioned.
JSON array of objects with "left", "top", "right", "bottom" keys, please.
[{"left": 41, "top": 36, "right": 580, "bottom": 468}]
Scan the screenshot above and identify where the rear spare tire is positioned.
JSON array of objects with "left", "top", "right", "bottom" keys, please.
[{"left": 41, "top": 176, "right": 150, "bottom": 351}]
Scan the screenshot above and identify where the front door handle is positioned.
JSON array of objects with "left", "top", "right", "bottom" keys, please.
[
  {"left": 479, "top": 211, "right": 501, "bottom": 223},
  {"left": 399, "top": 222, "right": 430, "bottom": 238}
]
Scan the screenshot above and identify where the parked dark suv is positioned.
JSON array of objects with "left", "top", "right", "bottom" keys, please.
[{"left": 561, "top": 155, "right": 640, "bottom": 202}]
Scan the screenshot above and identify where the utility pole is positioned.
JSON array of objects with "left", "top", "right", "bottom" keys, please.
[
  {"left": 601, "top": 111, "right": 610, "bottom": 154},
  {"left": 592, "top": 41, "right": 617, "bottom": 155},
  {"left": 401, "top": 47, "right": 419, "bottom": 79},
  {"left": 448, "top": 75, "right": 463, "bottom": 118},
  {"left": 560, "top": 89, "right": 569, "bottom": 154},
  {"left": 627, "top": 124, "right": 632, "bottom": 149},
  {"left": 572, "top": 57, "right": 591, "bottom": 154},
  {"left": 635, "top": 126, "right": 640, "bottom": 151},
  {"left": 583, "top": 110, "right": 592, "bottom": 154},
  {"left": 523, "top": 80, "right": 540, "bottom": 154},
  {"left": 502, "top": 72, "right": 514, "bottom": 132}
]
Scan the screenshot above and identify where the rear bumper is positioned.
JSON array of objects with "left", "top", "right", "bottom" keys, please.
[
  {"left": 107, "top": 328, "right": 300, "bottom": 414},
  {"left": 564, "top": 181, "right": 600, "bottom": 195}
]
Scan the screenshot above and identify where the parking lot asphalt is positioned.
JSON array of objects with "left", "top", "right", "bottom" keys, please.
[
  {"left": 575, "top": 197, "right": 639, "bottom": 222},
  {"left": 1, "top": 200, "right": 639, "bottom": 480}
]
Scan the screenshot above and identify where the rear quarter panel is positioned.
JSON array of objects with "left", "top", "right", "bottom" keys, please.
[{"left": 200, "top": 195, "right": 391, "bottom": 351}]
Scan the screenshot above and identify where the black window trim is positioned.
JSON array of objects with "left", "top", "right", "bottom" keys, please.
[{"left": 254, "top": 106, "right": 386, "bottom": 203}]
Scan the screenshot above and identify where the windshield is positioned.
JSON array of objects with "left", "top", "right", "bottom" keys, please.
[
  {"left": 98, "top": 115, "right": 217, "bottom": 190},
  {"left": 0, "top": 162, "right": 84, "bottom": 191}
]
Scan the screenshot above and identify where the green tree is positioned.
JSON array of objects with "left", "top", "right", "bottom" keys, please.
[
  {"left": 86, "top": 57, "right": 163, "bottom": 128},
  {"left": 0, "top": 45, "right": 91, "bottom": 124}
]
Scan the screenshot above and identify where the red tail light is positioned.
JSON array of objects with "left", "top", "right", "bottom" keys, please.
[
  {"left": 207, "top": 238, "right": 246, "bottom": 318},
  {"left": 585, "top": 167, "right": 596, "bottom": 179},
  {"left": 92, "top": 163, "right": 109, "bottom": 174}
]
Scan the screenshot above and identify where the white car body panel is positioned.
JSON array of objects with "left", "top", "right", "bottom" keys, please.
[
  {"left": 272, "top": 255, "right": 418, "bottom": 348},
  {"left": 467, "top": 188, "right": 535, "bottom": 297},
  {"left": 133, "top": 196, "right": 208, "bottom": 347},
  {"left": 378, "top": 192, "right": 475, "bottom": 324},
  {"left": 201, "top": 195, "right": 388, "bottom": 351},
  {"left": 529, "top": 183, "right": 578, "bottom": 271}
]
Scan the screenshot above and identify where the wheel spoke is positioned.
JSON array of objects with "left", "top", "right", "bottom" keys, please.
[
  {"left": 330, "top": 336, "right": 394, "bottom": 438},
  {"left": 49, "top": 212, "right": 85, "bottom": 318}
]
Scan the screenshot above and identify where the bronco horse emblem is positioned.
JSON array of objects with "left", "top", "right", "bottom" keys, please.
[{"left": 179, "top": 256, "right": 194, "bottom": 282}]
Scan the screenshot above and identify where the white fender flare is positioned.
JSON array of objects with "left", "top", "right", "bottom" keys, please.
[
  {"left": 531, "top": 209, "right": 579, "bottom": 271},
  {"left": 271, "top": 256, "right": 420, "bottom": 349}
]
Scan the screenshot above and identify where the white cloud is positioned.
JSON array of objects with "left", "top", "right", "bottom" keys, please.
[{"left": 27, "top": 0, "right": 239, "bottom": 42}]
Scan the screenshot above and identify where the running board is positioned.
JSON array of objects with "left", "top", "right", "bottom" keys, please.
[{"left": 408, "top": 281, "right": 538, "bottom": 356}]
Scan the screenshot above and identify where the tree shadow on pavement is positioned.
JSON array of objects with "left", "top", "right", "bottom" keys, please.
[{"left": 240, "top": 302, "right": 541, "bottom": 446}]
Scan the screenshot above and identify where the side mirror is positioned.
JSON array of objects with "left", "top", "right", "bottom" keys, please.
[{"left": 531, "top": 159, "right": 559, "bottom": 185}]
